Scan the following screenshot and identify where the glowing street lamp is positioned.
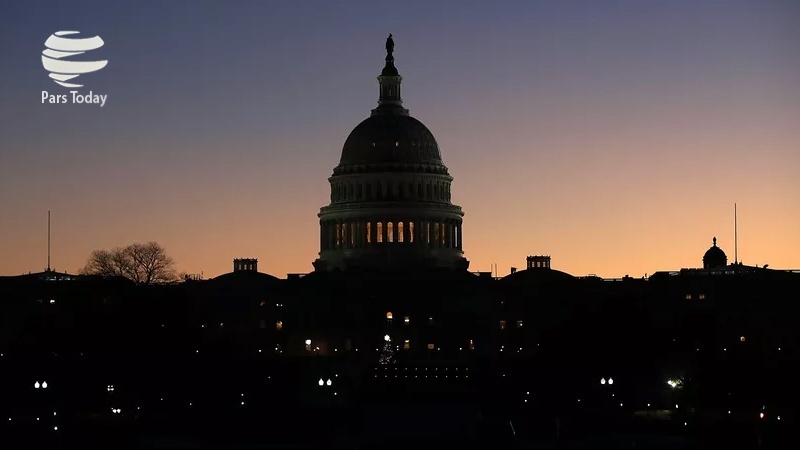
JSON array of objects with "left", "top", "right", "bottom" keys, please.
[
  {"left": 326, "top": 378, "right": 332, "bottom": 386},
  {"left": 318, "top": 378, "right": 324, "bottom": 386},
  {"left": 384, "top": 334, "right": 391, "bottom": 342},
  {"left": 600, "top": 378, "right": 606, "bottom": 385}
]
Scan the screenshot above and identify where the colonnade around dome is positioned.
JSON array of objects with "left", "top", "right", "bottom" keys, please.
[{"left": 320, "top": 218, "right": 462, "bottom": 251}]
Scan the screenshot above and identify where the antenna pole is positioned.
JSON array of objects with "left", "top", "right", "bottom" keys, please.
[
  {"left": 734, "top": 203, "right": 738, "bottom": 265},
  {"left": 47, "top": 210, "right": 51, "bottom": 271}
]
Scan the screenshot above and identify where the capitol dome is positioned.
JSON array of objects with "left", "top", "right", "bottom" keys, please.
[
  {"left": 703, "top": 237, "right": 728, "bottom": 269},
  {"left": 336, "top": 114, "right": 445, "bottom": 170},
  {"left": 313, "top": 35, "right": 468, "bottom": 272}
]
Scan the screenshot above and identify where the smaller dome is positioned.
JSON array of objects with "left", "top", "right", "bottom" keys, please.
[{"left": 703, "top": 237, "right": 727, "bottom": 269}]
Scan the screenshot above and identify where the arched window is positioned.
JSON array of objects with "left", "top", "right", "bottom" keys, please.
[
  {"left": 366, "top": 222, "right": 372, "bottom": 244},
  {"left": 387, "top": 222, "right": 394, "bottom": 242},
  {"left": 398, "top": 222, "right": 404, "bottom": 242},
  {"left": 386, "top": 312, "right": 393, "bottom": 320},
  {"left": 377, "top": 222, "right": 383, "bottom": 243},
  {"left": 409, "top": 222, "right": 414, "bottom": 243}
]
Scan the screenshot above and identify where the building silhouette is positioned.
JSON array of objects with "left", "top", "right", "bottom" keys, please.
[
  {"left": 313, "top": 35, "right": 468, "bottom": 272},
  {"left": 703, "top": 236, "right": 727, "bottom": 269}
]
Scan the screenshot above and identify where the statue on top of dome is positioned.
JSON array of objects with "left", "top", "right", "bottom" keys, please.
[{"left": 386, "top": 34, "right": 394, "bottom": 56}]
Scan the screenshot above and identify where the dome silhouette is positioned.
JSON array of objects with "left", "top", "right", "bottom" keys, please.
[{"left": 703, "top": 237, "right": 728, "bottom": 269}]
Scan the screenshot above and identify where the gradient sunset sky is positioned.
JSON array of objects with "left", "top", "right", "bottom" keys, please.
[{"left": 1, "top": 0, "right": 798, "bottom": 278}]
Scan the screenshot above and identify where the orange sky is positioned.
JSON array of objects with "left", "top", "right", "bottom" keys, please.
[{"left": 1, "top": 1, "right": 799, "bottom": 279}]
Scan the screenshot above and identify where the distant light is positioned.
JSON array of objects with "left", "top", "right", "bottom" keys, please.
[
  {"left": 608, "top": 378, "right": 614, "bottom": 385},
  {"left": 241, "top": 401, "right": 245, "bottom": 405},
  {"left": 600, "top": 378, "right": 606, "bottom": 385},
  {"left": 35, "top": 381, "right": 40, "bottom": 389},
  {"left": 740, "top": 336, "right": 746, "bottom": 342},
  {"left": 53, "top": 426, "right": 58, "bottom": 431},
  {"left": 759, "top": 412, "right": 765, "bottom": 419},
  {"left": 318, "top": 378, "right": 324, "bottom": 386},
  {"left": 49, "top": 299, "right": 55, "bottom": 304},
  {"left": 326, "top": 378, "right": 332, "bottom": 386},
  {"left": 305, "top": 339, "right": 312, "bottom": 346},
  {"left": 777, "top": 416, "right": 781, "bottom": 421},
  {"left": 676, "top": 404, "right": 679, "bottom": 409},
  {"left": 647, "top": 403, "right": 651, "bottom": 407},
  {"left": 42, "top": 381, "right": 48, "bottom": 388},
  {"left": 384, "top": 334, "right": 390, "bottom": 342}
]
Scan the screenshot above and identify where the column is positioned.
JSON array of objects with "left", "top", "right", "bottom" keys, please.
[
  {"left": 457, "top": 223, "right": 463, "bottom": 250},
  {"left": 320, "top": 221, "right": 325, "bottom": 251}
]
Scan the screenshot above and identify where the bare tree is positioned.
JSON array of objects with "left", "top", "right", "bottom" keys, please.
[{"left": 80, "top": 242, "right": 178, "bottom": 284}]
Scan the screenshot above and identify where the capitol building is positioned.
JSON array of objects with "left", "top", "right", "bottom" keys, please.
[{"left": 314, "top": 34, "right": 468, "bottom": 272}]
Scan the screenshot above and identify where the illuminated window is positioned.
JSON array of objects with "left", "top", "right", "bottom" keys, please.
[
  {"left": 350, "top": 223, "right": 355, "bottom": 246},
  {"left": 409, "top": 222, "right": 414, "bottom": 243},
  {"left": 740, "top": 336, "right": 746, "bottom": 342},
  {"left": 403, "top": 316, "right": 410, "bottom": 325},
  {"left": 387, "top": 222, "right": 394, "bottom": 242},
  {"left": 386, "top": 312, "right": 393, "bottom": 320},
  {"left": 403, "top": 340, "right": 410, "bottom": 350},
  {"left": 427, "top": 343, "right": 435, "bottom": 350},
  {"left": 377, "top": 222, "right": 383, "bottom": 243},
  {"left": 275, "top": 321, "right": 283, "bottom": 331},
  {"left": 698, "top": 294, "right": 705, "bottom": 300},
  {"left": 499, "top": 320, "right": 506, "bottom": 330},
  {"left": 366, "top": 222, "right": 371, "bottom": 244},
  {"left": 434, "top": 223, "right": 440, "bottom": 244},
  {"left": 469, "top": 339, "right": 474, "bottom": 350},
  {"left": 516, "top": 320, "right": 523, "bottom": 328},
  {"left": 335, "top": 224, "right": 341, "bottom": 247},
  {"left": 685, "top": 294, "right": 692, "bottom": 300},
  {"left": 398, "top": 222, "right": 404, "bottom": 242},
  {"left": 426, "top": 223, "right": 431, "bottom": 243},
  {"left": 441, "top": 223, "right": 446, "bottom": 245}
]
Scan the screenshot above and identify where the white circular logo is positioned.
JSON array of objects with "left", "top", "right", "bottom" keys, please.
[{"left": 42, "top": 31, "right": 108, "bottom": 88}]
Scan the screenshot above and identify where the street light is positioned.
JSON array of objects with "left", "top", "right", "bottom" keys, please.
[{"left": 384, "top": 334, "right": 390, "bottom": 342}]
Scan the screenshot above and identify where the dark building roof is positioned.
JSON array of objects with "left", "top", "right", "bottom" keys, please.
[
  {"left": 209, "top": 270, "right": 281, "bottom": 286},
  {"left": 499, "top": 267, "right": 576, "bottom": 284}
]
